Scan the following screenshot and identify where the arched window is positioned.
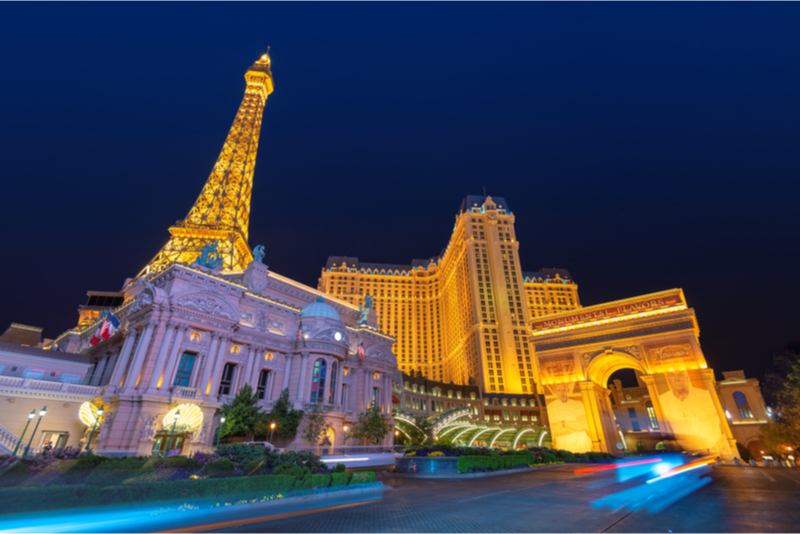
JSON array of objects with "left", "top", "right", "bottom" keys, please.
[
  {"left": 328, "top": 361, "right": 338, "bottom": 404},
  {"left": 645, "top": 400, "right": 659, "bottom": 430},
  {"left": 734, "top": 392, "right": 754, "bottom": 419},
  {"left": 310, "top": 359, "right": 327, "bottom": 403}
]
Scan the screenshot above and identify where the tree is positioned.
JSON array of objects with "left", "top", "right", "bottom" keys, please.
[
  {"left": 221, "top": 384, "right": 264, "bottom": 438},
  {"left": 349, "top": 404, "right": 391, "bottom": 445},
  {"left": 257, "top": 388, "right": 303, "bottom": 439},
  {"left": 759, "top": 348, "right": 800, "bottom": 457},
  {"left": 300, "top": 401, "right": 331, "bottom": 452}
]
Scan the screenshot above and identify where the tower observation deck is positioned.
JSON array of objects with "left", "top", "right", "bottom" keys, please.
[{"left": 141, "top": 53, "right": 274, "bottom": 275}]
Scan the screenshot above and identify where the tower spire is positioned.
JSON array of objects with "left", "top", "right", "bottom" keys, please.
[{"left": 141, "top": 53, "right": 274, "bottom": 275}]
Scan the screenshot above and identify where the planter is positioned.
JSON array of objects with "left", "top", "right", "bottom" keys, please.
[{"left": 395, "top": 456, "right": 459, "bottom": 474}]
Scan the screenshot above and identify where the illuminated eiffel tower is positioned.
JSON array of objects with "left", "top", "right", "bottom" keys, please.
[{"left": 141, "top": 53, "right": 274, "bottom": 276}]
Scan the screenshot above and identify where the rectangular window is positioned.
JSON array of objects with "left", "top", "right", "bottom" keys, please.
[
  {"left": 373, "top": 387, "right": 380, "bottom": 407},
  {"left": 218, "top": 363, "right": 236, "bottom": 395},
  {"left": 628, "top": 407, "right": 637, "bottom": 418},
  {"left": 173, "top": 353, "right": 196, "bottom": 387},
  {"left": 647, "top": 406, "right": 659, "bottom": 429},
  {"left": 256, "top": 370, "right": 270, "bottom": 400},
  {"left": 631, "top": 421, "right": 641, "bottom": 432}
]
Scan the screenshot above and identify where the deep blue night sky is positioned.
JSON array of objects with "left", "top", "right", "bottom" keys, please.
[{"left": 0, "top": 3, "right": 798, "bottom": 383}]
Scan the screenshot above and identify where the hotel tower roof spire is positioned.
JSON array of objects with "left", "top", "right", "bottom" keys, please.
[{"left": 141, "top": 53, "right": 274, "bottom": 276}]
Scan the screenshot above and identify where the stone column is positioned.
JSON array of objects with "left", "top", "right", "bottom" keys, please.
[
  {"left": 123, "top": 321, "right": 157, "bottom": 390},
  {"left": 91, "top": 355, "right": 109, "bottom": 386},
  {"left": 100, "top": 349, "right": 120, "bottom": 386},
  {"left": 334, "top": 363, "right": 345, "bottom": 407},
  {"left": 207, "top": 336, "right": 230, "bottom": 398},
  {"left": 242, "top": 347, "right": 256, "bottom": 391},
  {"left": 384, "top": 374, "right": 392, "bottom": 413},
  {"left": 198, "top": 334, "right": 220, "bottom": 394},
  {"left": 267, "top": 367, "right": 277, "bottom": 400},
  {"left": 281, "top": 354, "right": 293, "bottom": 391},
  {"left": 641, "top": 374, "right": 669, "bottom": 433},
  {"left": 145, "top": 322, "right": 177, "bottom": 393},
  {"left": 322, "top": 357, "right": 332, "bottom": 405},
  {"left": 364, "top": 369, "right": 372, "bottom": 411},
  {"left": 700, "top": 368, "right": 738, "bottom": 460},
  {"left": 108, "top": 329, "right": 139, "bottom": 388},
  {"left": 295, "top": 353, "right": 310, "bottom": 403},
  {"left": 160, "top": 325, "right": 188, "bottom": 391}
]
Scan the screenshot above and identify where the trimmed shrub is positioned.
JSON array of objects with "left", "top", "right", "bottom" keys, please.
[
  {"left": 309, "top": 474, "right": 331, "bottom": 489},
  {"left": 273, "top": 465, "right": 311, "bottom": 479},
  {"left": 244, "top": 460, "right": 266, "bottom": 475},
  {"left": 349, "top": 471, "right": 375, "bottom": 485},
  {"left": 201, "top": 458, "right": 236, "bottom": 478},
  {"left": 456, "top": 453, "right": 535, "bottom": 473},
  {"left": 145, "top": 457, "right": 200, "bottom": 470},
  {"left": 292, "top": 476, "right": 312, "bottom": 491},
  {"left": 540, "top": 452, "right": 558, "bottom": 464},
  {"left": 215, "top": 444, "right": 265, "bottom": 468},
  {"left": 85, "top": 457, "right": 148, "bottom": 487},
  {"left": 332, "top": 463, "right": 346, "bottom": 473},
  {"left": 330, "top": 472, "right": 350, "bottom": 487}
]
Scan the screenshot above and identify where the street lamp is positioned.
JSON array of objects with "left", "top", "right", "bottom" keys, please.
[
  {"left": 23, "top": 406, "right": 46, "bottom": 457},
  {"left": 165, "top": 409, "right": 180, "bottom": 458},
  {"left": 343, "top": 425, "right": 348, "bottom": 447},
  {"left": 214, "top": 416, "right": 226, "bottom": 447},
  {"left": 85, "top": 407, "right": 104, "bottom": 451},
  {"left": 12, "top": 410, "right": 36, "bottom": 456},
  {"left": 269, "top": 421, "right": 276, "bottom": 444}
]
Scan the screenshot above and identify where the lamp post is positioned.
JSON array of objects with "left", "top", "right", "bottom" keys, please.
[
  {"left": 12, "top": 410, "right": 36, "bottom": 457},
  {"left": 269, "top": 421, "right": 276, "bottom": 444},
  {"left": 343, "top": 425, "right": 348, "bottom": 448},
  {"left": 165, "top": 409, "right": 180, "bottom": 458},
  {"left": 23, "top": 406, "right": 46, "bottom": 457},
  {"left": 214, "top": 416, "right": 226, "bottom": 447},
  {"left": 85, "top": 407, "right": 104, "bottom": 452}
]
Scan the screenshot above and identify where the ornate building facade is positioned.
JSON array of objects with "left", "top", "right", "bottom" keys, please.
[{"left": 0, "top": 54, "right": 397, "bottom": 457}]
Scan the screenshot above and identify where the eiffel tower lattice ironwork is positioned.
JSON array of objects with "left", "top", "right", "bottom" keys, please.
[{"left": 141, "top": 53, "right": 274, "bottom": 276}]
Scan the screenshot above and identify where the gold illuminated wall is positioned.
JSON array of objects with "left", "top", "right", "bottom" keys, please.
[
  {"left": 142, "top": 54, "right": 274, "bottom": 275},
  {"left": 318, "top": 196, "right": 582, "bottom": 395}
]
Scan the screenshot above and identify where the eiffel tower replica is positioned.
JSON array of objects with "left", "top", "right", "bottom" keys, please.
[{"left": 140, "top": 53, "right": 274, "bottom": 276}]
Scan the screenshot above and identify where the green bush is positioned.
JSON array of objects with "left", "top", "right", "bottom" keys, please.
[
  {"left": 540, "top": 452, "right": 558, "bottom": 464},
  {"left": 292, "top": 476, "right": 312, "bottom": 491},
  {"left": 456, "top": 453, "right": 535, "bottom": 473},
  {"left": 85, "top": 457, "right": 148, "bottom": 486},
  {"left": 273, "top": 465, "right": 311, "bottom": 479},
  {"left": 349, "top": 471, "right": 375, "bottom": 485},
  {"left": 144, "top": 457, "right": 200, "bottom": 470},
  {"left": 309, "top": 474, "right": 331, "bottom": 488},
  {"left": 201, "top": 458, "right": 236, "bottom": 478},
  {"left": 330, "top": 472, "right": 350, "bottom": 487},
  {"left": 243, "top": 459, "right": 265, "bottom": 475},
  {"left": 333, "top": 463, "right": 346, "bottom": 473},
  {"left": 215, "top": 444, "right": 265, "bottom": 468}
]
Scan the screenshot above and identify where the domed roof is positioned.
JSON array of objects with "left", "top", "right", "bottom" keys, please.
[{"left": 300, "top": 296, "right": 341, "bottom": 321}]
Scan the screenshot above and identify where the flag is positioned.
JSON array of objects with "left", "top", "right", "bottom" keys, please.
[
  {"left": 56, "top": 345, "right": 64, "bottom": 352},
  {"left": 295, "top": 324, "right": 303, "bottom": 345},
  {"left": 357, "top": 343, "right": 365, "bottom": 360},
  {"left": 91, "top": 313, "right": 120, "bottom": 345}
]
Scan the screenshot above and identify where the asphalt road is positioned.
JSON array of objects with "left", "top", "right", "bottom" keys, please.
[{"left": 205, "top": 465, "right": 800, "bottom": 533}]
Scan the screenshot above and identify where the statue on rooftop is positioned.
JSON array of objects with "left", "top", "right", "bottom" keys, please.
[
  {"left": 358, "top": 294, "right": 374, "bottom": 326},
  {"left": 196, "top": 240, "right": 222, "bottom": 269},
  {"left": 252, "top": 245, "right": 265, "bottom": 264},
  {"left": 364, "top": 294, "right": 374, "bottom": 310}
]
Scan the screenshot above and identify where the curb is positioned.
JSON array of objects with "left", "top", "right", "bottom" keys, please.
[{"left": 385, "top": 463, "right": 566, "bottom": 480}]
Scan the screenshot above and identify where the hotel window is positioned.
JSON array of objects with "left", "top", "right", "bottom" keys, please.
[
  {"left": 734, "top": 392, "right": 754, "bottom": 419},
  {"left": 218, "top": 363, "right": 236, "bottom": 395},
  {"left": 631, "top": 421, "right": 641, "bottom": 432},
  {"left": 627, "top": 408, "right": 637, "bottom": 418},
  {"left": 256, "top": 370, "right": 270, "bottom": 399},
  {"left": 173, "top": 353, "right": 196, "bottom": 387}
]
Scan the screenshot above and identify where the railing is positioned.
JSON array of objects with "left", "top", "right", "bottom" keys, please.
[
  {"left": 0, "top": 376, "right": 100, "bottom": 396},
  {"left": 0, "top": 422, "right": 21, "bottom": 455},
  {"left": 290, "top": 445, "right": 399, "bottom": 456},
  {"left": 170, "top": 386, "right": 198, "bottom": 399}
]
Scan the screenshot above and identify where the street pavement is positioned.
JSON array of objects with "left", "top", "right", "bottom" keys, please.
[{"left": 206, "top": 465, "right": 800, "bottom": 533}]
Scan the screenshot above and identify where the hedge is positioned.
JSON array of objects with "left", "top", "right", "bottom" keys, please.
[
  {"left": 457, "top": 453, "right": 536, "bottom": 473},
  {"left": 330, "top": 472, "right": 350, "bottom": 487},
  {"left": 0, "top": 474, "right": 296, "bottom": 515},
  {"left": 350, "top": 471, "right": 375, "bottom": 485}
]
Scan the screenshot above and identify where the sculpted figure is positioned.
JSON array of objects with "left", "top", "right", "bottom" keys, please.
[
  {"left": 547, "top": 382, "right": 592, "bottom": 453},
  {"left": 364, "top": 294, "right": 374, "bottom": 310},
  {"left": 658, "top": 370, "right": 726, "bottom": 454},
  {"left": 252, "top": 244, "right": 265, "bottom": 264},
  {"left": 358, "top": 303, "right": 369, "bottom": 325},
  {"left": 196, "top": 240, "right": 222, "bottom": 269}
]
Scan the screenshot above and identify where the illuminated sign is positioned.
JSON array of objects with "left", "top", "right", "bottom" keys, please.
[{"left": 532, "top": 293, "right": 684, "bottom": 331}]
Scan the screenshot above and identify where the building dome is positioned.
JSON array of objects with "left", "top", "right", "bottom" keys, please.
[{"left": 300, "top": 296, "right": 341, "bottom": 321}]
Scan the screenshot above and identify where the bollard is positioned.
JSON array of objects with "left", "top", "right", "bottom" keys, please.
[
  {"left": 734, "top": 458, "right": 741, "bottom": 467},
  {"left": 750, "top": 459, "right": 757, "bottom": 467}
]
